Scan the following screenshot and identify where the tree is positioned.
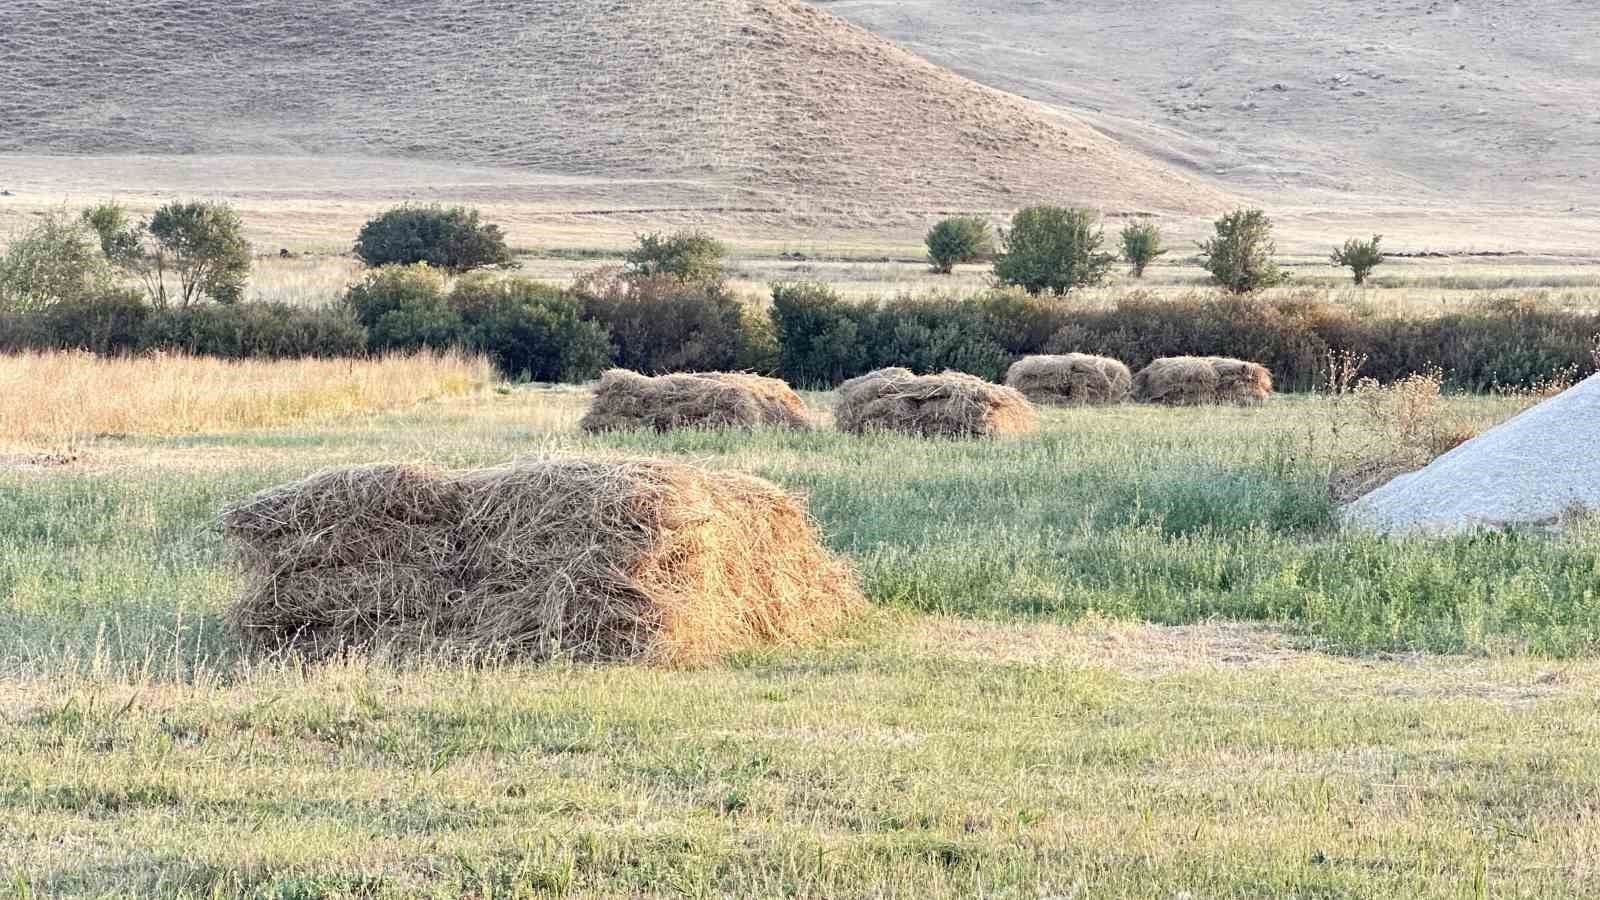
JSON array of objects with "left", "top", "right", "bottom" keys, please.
[
  {"left": 1119, "top": 219, "right": 1166, "bottom": 278},
  {"left": 138, "top": 201, "right": 252, "bottom": 307},
  {"left": 1331, "top": 234, "right": 1385, "bottom": 286},
  {"left": 0, "top": 210, "right": 113, "bottom": 311},
  {"left": 925, "top": 216, "right": 993, "bottom": 274},
  {"left": 623, "top": 230, "right": 726, "bottom": 283},
  {"left": 353, "top": 205, "right": 514, "bottom": 273},
  {"left": 992, "top": 206, "right": 1115, "bottom": 295},
  {"left": 80, "top": 202, "right": 144, "bottom": 267},
  {"left": 1197, "top": 208, "right": 1285, "bottom": 294}
]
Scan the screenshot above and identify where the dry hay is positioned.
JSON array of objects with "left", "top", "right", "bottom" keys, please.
[
  {"left": 579, "top": 369, "right": 813, "bottom": 433},
  {"left": 1004, "top": 353, "right": 1132, "bottom": 405},
  {"left": 834, "top": 367, "right": 1038, "bottom": 437},
  {"left": 219, "top": 457, "right": 864, "bottom": 664},
  {"left": 1132, "top": 356, "right": 1274, "bottom": 407}
]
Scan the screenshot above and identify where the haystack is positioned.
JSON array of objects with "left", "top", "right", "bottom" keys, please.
[
  {"left": 1004, "top": 354, "right": 1132, "bottom": 405},
  {"left": 1132, "top": 356, "right": 1273, "bottom": 406},
  {"left": 834, "top": 367, "right": 1037, "bottom": 437},
  {"left": 579, "top": 369, "right": 813, "bottom": 433},
  {"left": 219, "top": 457, "right": 864, "bottom": 663}
]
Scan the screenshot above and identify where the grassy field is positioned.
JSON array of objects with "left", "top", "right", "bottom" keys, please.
[{"left": 5, "top": 378, "right": 1600, "bottom": 897}]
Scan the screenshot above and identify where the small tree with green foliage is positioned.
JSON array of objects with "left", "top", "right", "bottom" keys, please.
[
  {"left": 624, "top": 230, "right": 726, "bottom": 283},
  {"left": 925, "top": 216, "right": 993, "bottom": 274},
  {"left": 0, "top": 210, "right": 113, "bottom": 311},
  {"left": 1331, "top": 234, "right": 1385, "bottom": 286},
  {"left": 354, "top": 205, "right": 514, "bottom": 273},
  {"left": 1197, "top": 208, "right": 1285, "bottom": 294},
  {"left": 992, "top": 206, "right": 1115, "bottom": 295},
  {"left": 1119, "top": 219, "right": 1166, "bottom": 278},
  {"left": 140, "top": 201, "right": 252, "bottom": 307},
  {"left": 81, "top": 202, "right": 144, "bottom": 267}
]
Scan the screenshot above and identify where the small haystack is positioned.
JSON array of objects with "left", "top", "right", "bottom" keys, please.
[
  {"left": 579, "top": 369, "right": 813, "bottom": 433},
  {"left": 1004, "top": 353, "right": 1132, "bottom": 405},
  {"left": 1132, "top": 356, "right": 1273, "bottom": 406},
  {"left": 219, "top": 457, "right": 864, "bottom": 663},
  {"left": 834, "top": 367, "right": 1038, "bottom": 437}
]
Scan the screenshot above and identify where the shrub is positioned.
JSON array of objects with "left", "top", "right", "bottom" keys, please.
[
  {"left": 623, "top": 230, "right": 726, "bottom": 283},
  {"left": 341, "top": 264, "right": 463, "bottom": 352},
  {"left": 1331, "top": 235, "right": 1385, "bottom": 285},
  {"left": 80, "top": 202, "right": 143, "bottom": 267},
  {"left": 142, "top": 201, "right": 253, "bottom": 306},
  {"left": 576, "top": 269, "right": 752, "bottom": 374},
  {"left": 993, "top": 206, "right": 1115, "bottom": 295},
  {"left": 1119, "top": 219, "right": 1166, "bottom": 278},
  {"left": 1197, "top": 208, "right": 1285, "bottom": 294},
  {"left": 0, "top": 210, "right": 114, "bottom": 311},
  {"left": 29, "top": 289, "right": 150, "bottom": 354},
  {"left": 140, "top": 303, "right": 367, "bottom": 359},
  {"left": 450, "top": 275, "right": 612, "bottom": 382},
  {"left": 769, "top": 281, "right": 874, "bottom": 387},
  {"left": 924, "top": 216, "right": 993, "bottom": 274},
  {"left": 353, "top": 205, "right": 514, "bottom": 273}
]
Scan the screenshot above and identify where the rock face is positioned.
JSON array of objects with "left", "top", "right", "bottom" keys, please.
[{"left": 1345, "top": 374, "right": 1600, "bottom": 534}]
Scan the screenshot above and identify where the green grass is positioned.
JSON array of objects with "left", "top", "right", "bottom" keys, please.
[{"left": 4, "top": 388, "right": 1600, "bottom": 896}]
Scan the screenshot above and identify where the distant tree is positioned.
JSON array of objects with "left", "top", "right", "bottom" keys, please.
[
  {"left": 624, "top": 230, "right": 726, "bottom": 283},
  {"left": 142, "top": 201, "right": 253, "bottom": 306},
  {"left": 992, "top": 205, "right": 1115, "bottom": 295},
  {"left": 1118, "top": 219, "right": 1166, "bottom": 278},
  {"left": 1331, "top": 234, "right": 1385, "bottom": 285},
  {"left": 0, "top": 210, "right": 113, "bottom": 311},
  {"left": 80, "top": 202, "right": 143, "bottom": 267},
  {"left": 354, "top": 205, "right": 514, "bottom": 273},
  {"left": 924, "top": 216, "right": 993, "bottom": 274},
  {"left": 1197, "top": 208, "right": 1285, "bottom": 294}
]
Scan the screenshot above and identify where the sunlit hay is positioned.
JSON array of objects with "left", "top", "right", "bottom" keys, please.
[
  {"left": 1132, "top": 356, "right": 1273, "bottom": 407},
  {"left": 834, "top": 367, "right": 1038, "bottom": 437},
  {"left": 1004, "top": 353, "right": 1132, "bottom": 405},
  {"left": 219, "top": 457, "right": 864, "bottom": 664},
  {"left": 578, "top": 369, "right": 814, "bottom": 433}
]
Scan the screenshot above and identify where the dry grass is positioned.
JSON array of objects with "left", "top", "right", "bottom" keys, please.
[
  {"left": 834, "top": 367, "right": 1037, "bottom": 437},
  {"left": 221, "top": 457, "right": 864, "bottom": 663},
  {"left": 1133, "top": 356, "right": 1274, "bottom": 406},
  {"left": 579, "top": 369, "right": 813, "bottom": 433},
  {"left": 0, "top": 350, "right": 490, "bottom": 448},
  {"left": 1004, "top": 353, "right": 1132, "bottom": 405}
]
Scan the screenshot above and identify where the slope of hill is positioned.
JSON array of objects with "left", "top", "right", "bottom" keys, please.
[
  {"left": 821, "top": 0, "right": 1600, "bottom": 211},
  {"left": 0, "top": 0, "right": 1229, "bottom": 217}
]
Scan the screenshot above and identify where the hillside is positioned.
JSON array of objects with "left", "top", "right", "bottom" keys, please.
[
  {"left": 0, "top": 0, "right": 1229, "bottom": 218},
  {"left": 822, "top": 0, "right": 1600, "bottom": 212}
]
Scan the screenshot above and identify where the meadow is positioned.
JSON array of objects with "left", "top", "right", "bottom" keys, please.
[{"left": 4, "top": 363, "right": 1600, "bottom": 897}]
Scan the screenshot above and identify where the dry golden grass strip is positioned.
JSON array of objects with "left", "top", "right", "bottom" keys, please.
[
  {"left": 1132, "top": 356, "right": 1273, "bottom": 407},
  {"left": 219, "top": 457, "right": 864, "bottom": 664},
  {"left": 0, "top": 350, "right": 490, "bottom": 447},
  {"left": 1004, "top": 353, "right": 1132, "bottom": 405},
  {"left": 578, "top": 369, "right": 813, "bottom": 433},
  {"left": 834, "top": 367, "right": 1037, "bottom": 437}
]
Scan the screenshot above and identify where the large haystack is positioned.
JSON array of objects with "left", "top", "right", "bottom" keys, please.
[
  {"left": 834, "top": 367, "right": 1038, "bottom": 437},
  {"left": 1004, "top": 353, "right": 1132, "bottom": 405},
  {"left": 219, "top": 458, "right": 864, "bottom": 663},
  {"left": 1132, "top": 356, "right": 1273, "bottom": 406},
  {"left": 579, "top": 369, "right": 813, "bottom": 433}
]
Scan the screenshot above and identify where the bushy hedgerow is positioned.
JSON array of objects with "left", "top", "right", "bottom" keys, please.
[
  {"left": 140, "top": 303, "right": 367, "bottom": 358},
  {"left": 574, "top": 269, "right": 769, "bottom": 374},
  {"left": 451, "top": 275, "right": 611, "bottom": 382}
]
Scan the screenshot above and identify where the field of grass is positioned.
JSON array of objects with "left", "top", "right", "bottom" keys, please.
[{"left": 5, "top": 377, "right": 1600, "bottom": 897}]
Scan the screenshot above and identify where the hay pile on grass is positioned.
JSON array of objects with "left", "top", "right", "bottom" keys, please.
[
  {"left": 579, "top": 369, "right": 813, "bottom": 433},
  {"left": 1132, "top": 356, "right": 1273, "bottom": 406},
  {"left": 834, "top": 367, "right": 1037, "bottom": 437},
  {"left": 1004, "top": 354, "right": 1132, "bottom": 405},
  {"left": 219, "top": 457, "right": 864, "bottom": 663}
]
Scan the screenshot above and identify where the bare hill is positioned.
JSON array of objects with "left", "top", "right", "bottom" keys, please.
[
  {"left": 822, "top": 0, "right": 1600, "bottom": 212},
  {"left": 0, "top": 0, "right": 1228, "bottom": 217}
]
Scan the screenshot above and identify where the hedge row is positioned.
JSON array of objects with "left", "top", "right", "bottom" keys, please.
[{"left": 5, "top": 274, "right": 1597, "bottom": 392}]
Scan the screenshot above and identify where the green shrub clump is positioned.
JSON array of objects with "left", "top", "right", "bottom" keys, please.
[
  {"left": 1198, "top": 208, "right": 1285, "bottom": 294},
  {"left": 0, "top": 210, "right": 116, "bottom": 311},
  {"left": 924, "top": 216, "right": 993, "bottom": 274},
  {"left": 1119, "top": 219, "right": 1166, "bottom": 278},
  {"left": 451, "top": 275, "right": 611, "bottom": 382},
  {"left": 576, "top": 270, "right": 759, "bottom": 374},
  {"left": 624, "top": 230, "right": 726, "bottom": 283},
  {"left": 353, "top": 205, "right": 514, "bottom": 273},
  {"left": 1331, "top": 235, "right": 1385, "bottom": 285},
  {"left": 993, "top": 206, "right": 1115, "bottom": 295}
]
